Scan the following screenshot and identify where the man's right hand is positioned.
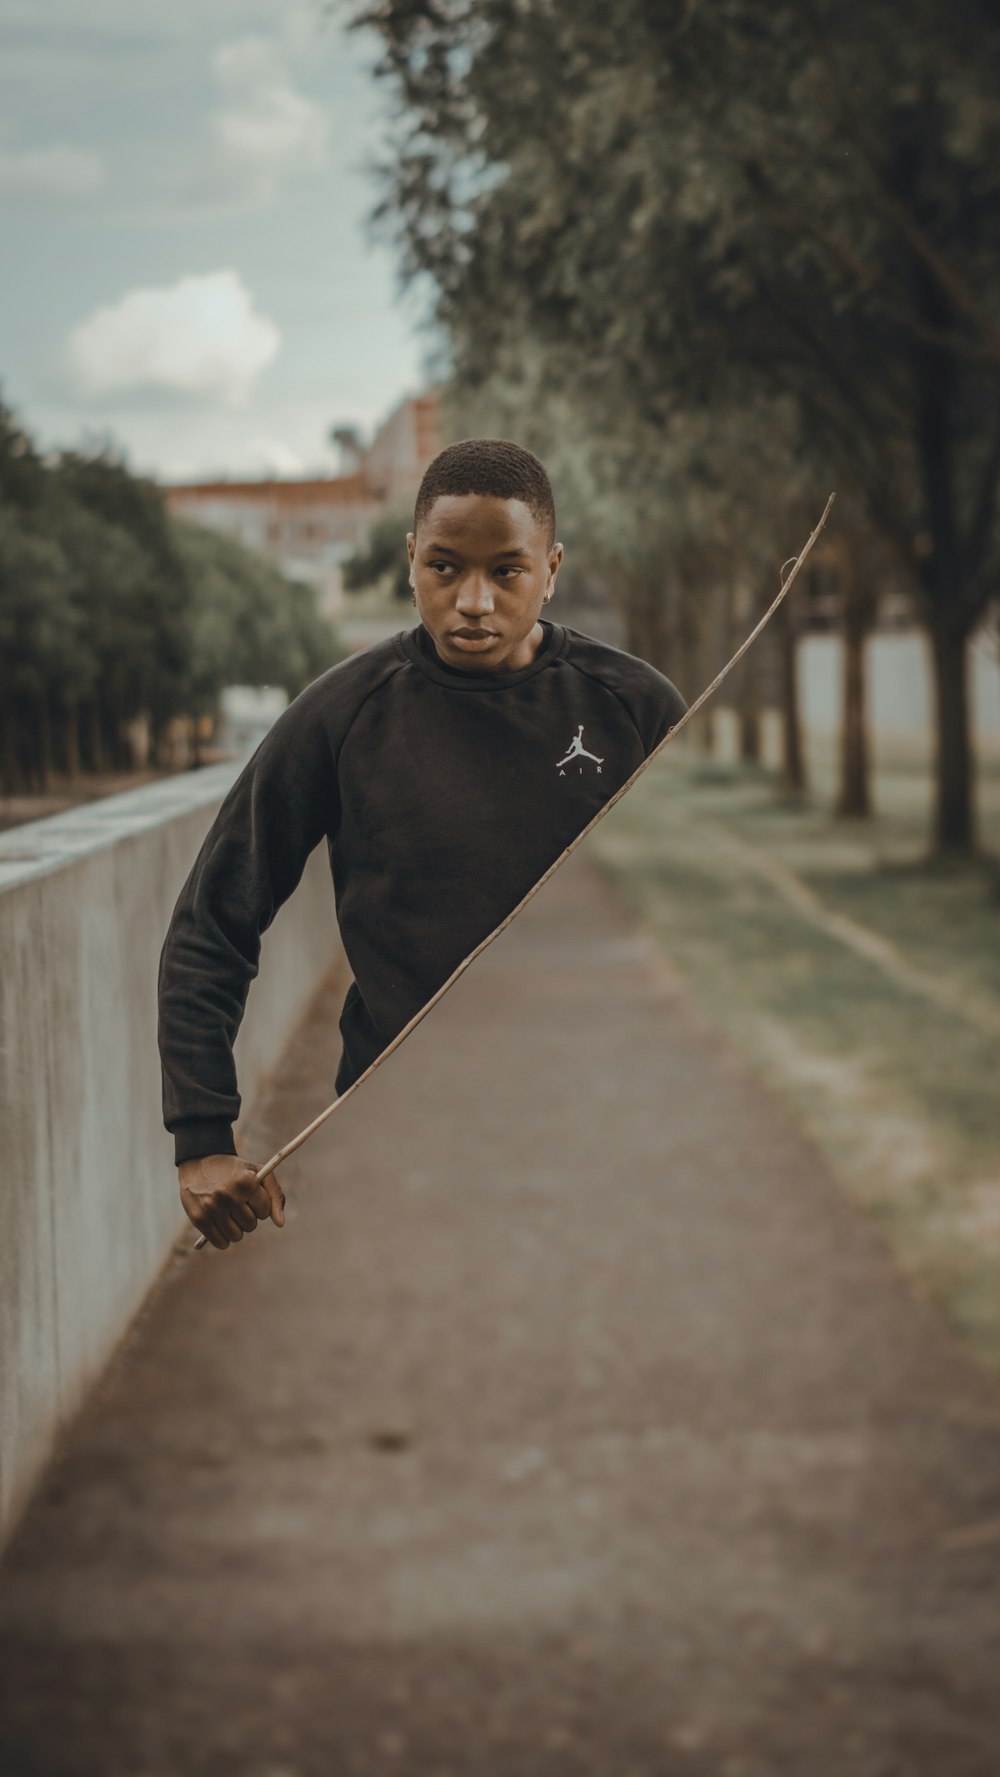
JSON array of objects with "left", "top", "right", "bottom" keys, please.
[{"left": 178, "top": 1154, "right": 285, "bottom": 1251}]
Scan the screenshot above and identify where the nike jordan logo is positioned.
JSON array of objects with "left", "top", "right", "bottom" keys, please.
[{"left": 556, "top": 724, "right": 603, "bottom": 775}]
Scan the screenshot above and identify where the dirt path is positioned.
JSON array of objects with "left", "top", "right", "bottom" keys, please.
[{"left": 2, "top": 852, "right": 999, "bottom": 1776}]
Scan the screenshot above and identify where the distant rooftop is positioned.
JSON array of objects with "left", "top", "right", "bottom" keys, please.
[
  {"left": 163, "top": 388, "right": 441, "bottom": 510},
  {"left": 166, "top": 472, "right": 371, "bottom": 506}
]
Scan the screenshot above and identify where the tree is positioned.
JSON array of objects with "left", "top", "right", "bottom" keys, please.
[
  {"left": 54, "top": 449, "right": 195, "bottom": 762},
  {"left": 0, "top": 397, "right": 339, "bottom": 795},
  {"left": 344, "top": 0, "right": 1000, "bottom": 854},
  {"left": 172, "top": 519, "right": 340, "bottom": 713},
  {"left": 341, "top": 501, "right": 415, "bottom": 601},
  {"left": 0, "top": 511, "right": 81, "bottom": 792}
]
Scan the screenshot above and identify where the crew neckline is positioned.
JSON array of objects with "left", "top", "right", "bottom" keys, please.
[{"left": 397, "top": 618, "right": 567, "bottom": 689}]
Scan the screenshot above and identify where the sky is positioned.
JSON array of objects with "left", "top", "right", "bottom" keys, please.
[{"left": 0, "top": 1, "right": 432, "bottom": 481}]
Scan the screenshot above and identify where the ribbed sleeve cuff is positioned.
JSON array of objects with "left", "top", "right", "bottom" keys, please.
[{"left": 172, "top": 1119, "right": 238, "bottom": 1167}]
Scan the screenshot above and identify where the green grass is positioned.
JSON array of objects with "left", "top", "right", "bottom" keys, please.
[{"left": 588, "top": 721, "right": 1000, "bottom": 1368}]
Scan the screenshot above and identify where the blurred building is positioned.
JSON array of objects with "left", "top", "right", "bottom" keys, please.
[
  {"left": 363, "top": 389, "right": 442, "bottom": 504},
  {"left": 164, "top": 389, "right": 442, "bottom": 620}
]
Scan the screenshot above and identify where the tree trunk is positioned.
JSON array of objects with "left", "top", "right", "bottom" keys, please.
[
  {"left": 836, "top": 618, "right": 871, "bottom": 817},
  {"left": 929, "top": 624, "right": 974, "bottom": 855},
  {"left": 36, "top": 695, "right": 53, "bottom": 792},
  {"left": 149, "top": 713, "right": 166, "bottom": 771},
  {"left": 737, "top": 657, "right": 761, "bottom": 764},
  {"left": 620, "top": 564, "right": 678, "bottom": 678},
  {"left": 777, "top": 598, "right": 806, "bottom": 795},
  {"left": 63, "top": 696, "right": 80, "bottom": 779},
  {"left": 698, "top": 704, "right": 716, "bottom": 757},
  {"left": 624, "top": 604, "right": 673, "bottom": 676},
  {"left": 689, "top": 587, "right": 719, "bottom": 757},
  {"left": 1, "top": 704, "right": 17, "bottom": 798},
  {"left": 112, "top": 662, "right": 129, "bottom": 769},
  {"left": 728, "top": 579, "right": 763, "bottom": 764},
  {"left": 86, "top": 701, "right": 104, "bottom": 773}
]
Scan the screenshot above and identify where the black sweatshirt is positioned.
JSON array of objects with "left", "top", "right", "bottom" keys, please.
[{"left": 157, "top": 618, "right": 687, "bottom": 1164}]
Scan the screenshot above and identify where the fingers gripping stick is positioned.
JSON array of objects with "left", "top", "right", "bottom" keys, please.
[
  {"left": 189, "top": 496, "right": 835, "bottom": 1253},
  {"left": 189, "top": 1153, "right": 283, "bottom": 1251}
]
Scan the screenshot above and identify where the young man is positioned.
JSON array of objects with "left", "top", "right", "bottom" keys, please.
[{"left": 159, "top": 439, "right": 687, "bottom": 1250}]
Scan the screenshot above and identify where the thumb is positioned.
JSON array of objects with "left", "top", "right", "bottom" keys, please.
[{"left": 264, "top": 1170, "right": 286, "bottom": 1227}]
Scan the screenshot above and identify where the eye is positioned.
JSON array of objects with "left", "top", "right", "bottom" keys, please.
[
  {"left": 429, "top": 561, "right": 453, "bottom": 573},
  {"left": 495, "top": 565, "right": 522, "bottom": 578}
]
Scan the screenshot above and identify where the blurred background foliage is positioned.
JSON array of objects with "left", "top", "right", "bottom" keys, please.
[
  {"left": 4, "top": 0, "right": 999, "bottom": 858},
  {"left": 0, "top": 399, "right": 338, "bottom": 795},
  {"left": 343, "top": 0, "right": 1000, "bottom": 858},
  {"left": 341, "top": 499, "right": 415, "bottom": 603}
]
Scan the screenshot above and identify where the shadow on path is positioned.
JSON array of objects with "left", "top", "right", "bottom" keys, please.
[{"left": 2, "top": 853, "right": 999, "bottom": 1776}]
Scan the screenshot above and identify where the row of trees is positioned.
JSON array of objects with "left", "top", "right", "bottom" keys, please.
[
  {"left": 345, "top": 0, "right": 1000, "bottom": 854},
  {"left": 0, "top": 400, "right": 337, "bottom": 796}
]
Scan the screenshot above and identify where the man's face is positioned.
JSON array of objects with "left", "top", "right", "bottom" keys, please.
[{"left": 407, "top": 493, "right": 563, "bottom": 673}]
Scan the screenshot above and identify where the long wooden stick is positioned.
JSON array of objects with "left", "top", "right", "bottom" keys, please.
[{"left": 192, "top": 493, "right": 835, "bottom": 1249}]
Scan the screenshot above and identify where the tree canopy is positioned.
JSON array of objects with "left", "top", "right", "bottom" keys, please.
[
  {"left": 344, "top": 0, "right": 1000, "bottom": 852},
  {"left": 0, "top": 399, "right": 339, "bottom": 795}
]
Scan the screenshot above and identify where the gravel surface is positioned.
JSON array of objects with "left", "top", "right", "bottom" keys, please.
[{"left": 1, "top": 851, "right": 999, "bottom": 1776}]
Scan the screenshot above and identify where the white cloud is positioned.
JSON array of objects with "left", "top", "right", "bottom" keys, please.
[
  {"left": 209, "top": 36, "right": 329, "bottom": 204},
  {"left": 250, "top": 438, "right": 306, "bottom": 477},
  {"left": 66, "top": 270, "right": 281, "bottom": 406},
  {"left": 0, "top": 144, "right": 105, "bottom": 198}
]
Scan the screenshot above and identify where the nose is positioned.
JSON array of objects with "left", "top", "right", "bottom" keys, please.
[{"left": 455, "top": 572, "right": 495, "bottom": 616}]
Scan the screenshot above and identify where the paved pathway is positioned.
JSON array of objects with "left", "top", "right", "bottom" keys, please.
[{"left": 2, "top": 853, "right": 999, "bottom": 1776}]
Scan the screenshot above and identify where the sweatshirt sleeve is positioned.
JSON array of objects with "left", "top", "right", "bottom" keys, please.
[
  {"left": 563, "top": 631, "right": 687, "bottom": 757},
  {"left": 157, "top": 680, "right": 339, "bottom": 1166},
  {"left": 641, "top": 668, "right": 688, "bottom": 754}
]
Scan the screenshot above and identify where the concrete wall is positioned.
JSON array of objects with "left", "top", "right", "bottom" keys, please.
[{"left": 0, "top": 765, "right": 343, "bottom": 1548}]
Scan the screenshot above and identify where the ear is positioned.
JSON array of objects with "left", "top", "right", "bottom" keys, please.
[
  {"left": 547, "top": 540, "right": 564, "bottom": 585},
  {"left": 406, "top": 531, "right": 416, "bottom": 567}
]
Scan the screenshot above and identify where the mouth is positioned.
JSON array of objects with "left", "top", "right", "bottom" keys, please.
[{"left": 450, "top": 628, "right": 497, "bottom": 646}]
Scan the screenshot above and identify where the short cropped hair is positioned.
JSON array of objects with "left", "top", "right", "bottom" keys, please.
[{"left": 413, "top": 437, "right": 556, "bottom": 548}]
